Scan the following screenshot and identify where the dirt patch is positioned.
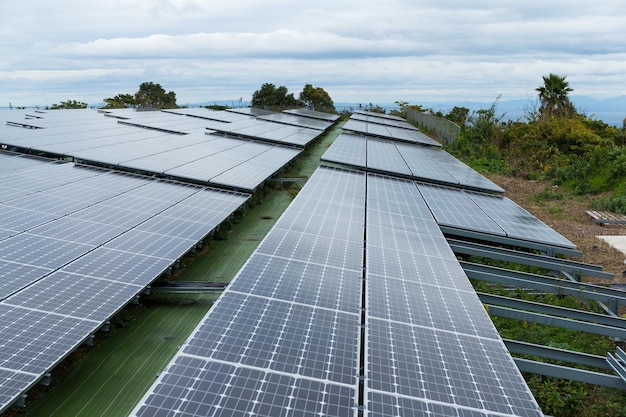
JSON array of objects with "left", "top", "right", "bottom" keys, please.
[{"left": 489, "top": 174, "right": 626, "bottom": 283}]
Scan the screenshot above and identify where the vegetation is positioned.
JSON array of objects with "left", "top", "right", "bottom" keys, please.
[
  {"left": 48, "top": 100, "right": 88, "bottom": 110},
  {"left": 102, "top": 93, "right": 136, "bottom": 109},
  {"left": 251, "top": 83, "right": 336, "bottom": 112},
  {"left": 298, "top": 83, "right": 335, "bottom": 113},
  {"left": 102, "top": 82, "right": 177, "bottom": 109},
  {"left": 443, "top": 74, "right": 626, "bottom": 213},
  {"left": 251, "top": 83, "right": 298, "bottom": 110}
]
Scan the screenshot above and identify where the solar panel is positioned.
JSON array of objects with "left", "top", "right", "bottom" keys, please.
[
  {"left": 203, "top": 119, "right": 322, "bottom": 147},
  {"left": 0, "top": 234, "right": 94, "bottom": 270},
  {"left": 226, "top": 107, "right": 277, "bottom": 117},
  {"left": 59, "top": 247, "right": 175, "bottom": 286},
  {"left": 283, "top": 108, "right": 340, "bottom": 122},
  {"left": 0, "top": 111, "right": 308, "bottom": 190},
  {"left": 0, "top": 304, "right": 98, "bottom": 375},
  {"left": 134, "top": 356, "right": 357, "bottom": 417},
  {"left": 351, "top": 112, "right": 419, "bottom": 130},
  {"left": 132, "top": 166, "right": 543, "bottom": 417},
  {"left": 318, "top": 133, "right": 367, "bottom": 167},
  {"left": 0, "top": 260, "right": 52, "bottom": 300},
  {"left": 364, "top": 173, "right": 544, "bottom": 416},
  {"left": 162, "top": 108, "right": 254, "bottom": 122},
  {"left": 468, "top": 192, "right": 576, "bottom": 249},
  {"left": 0, "top": 153, "right": 252, "bottom": 412},
  {"left": 321, "top": 134, "right": 504, "bottom": 194},
  {"left": 131, "top": 167, "right": 364, "bottom": 416},
  {"left": 343, "top": 119, "right": 441, "bottom": 147},
  {"left": 416, "top": 182, "right": 506, "bottom": 236},
  {"left": 3, "top": 271, "right": 142, "bottom": 322},
  {"left": 258, "top": 112, "right": 333, "bottom": 131},
  {"left": 228, "top": 254, "right": 362, "bottom": 313}
]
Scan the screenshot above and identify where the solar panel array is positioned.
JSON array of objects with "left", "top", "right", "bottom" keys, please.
[
  {"left": 322, "top": 133, "right": 505, "bottom": 194},
  {"left": 131, "top": 166, "right": 364, "bottom": 417},
  {"left": 131, "top": 166, "right": 544, "bottom": 417},
  {"left": 417, "top": 182, "right": 575, "bottom": 249},
  {"left": 0, "top": 150, "right": 249, "bottom": 413},
  {"left": 283, "top": 108, "right": 341, "bottom": 122},
  {"left": 365, "top": 174, "right": 542, "bottom": 416},
  {"left": 0, "top": 109, "right": 302, "bottom": 192},
  {"left": 343, "top": 119, "right": 441, "bottom": 146},
  {"left": 350, "top": 112, "right": 420, "bottom": 130},
  {"left": 202, "top": 118, "right": 324, "bottom": 147}
]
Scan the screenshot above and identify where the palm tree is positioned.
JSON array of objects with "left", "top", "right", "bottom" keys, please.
[{"left": 535, "top": 73, "right": 575, "bottom": 119}]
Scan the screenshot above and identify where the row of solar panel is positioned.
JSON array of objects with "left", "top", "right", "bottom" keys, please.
[
  {"left": 322, "top": 133, "right": 504, "bottom": 194},
  {"left": 342, "top": 119, "right": 440, "bottom": 146},
  {"left": 322, "top": 131, "right": 573, "bottom": 250},
  {"left": 0, "top": 151, "right": 249, "bottom": 412},
  {"left": 131, "top": 166, "right": 543, "bottom": 417},
  {"left": 364, "top": 174, "right": 542, "bottom": 417},
  {"left": 0, "top": 108, "right": 318, "bottom": 191}
]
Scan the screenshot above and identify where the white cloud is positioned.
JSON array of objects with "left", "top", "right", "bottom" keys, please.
[{"left": 1, "top": 1, "right": 625, "bottom": 107}]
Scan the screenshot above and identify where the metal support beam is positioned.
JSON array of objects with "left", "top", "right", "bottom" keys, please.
[
  {"left": 462, "top": 261, "right": 626, "bottom": 309},
  {"left": 486, "top": 304, "right": 626, "bottom": 339},
  {"left": 503, "top": 339, "right": 610, "bottom": 369},
  {"left": 479, "top": 292, "right": 626, "bottom": 330},
  {"left": 513, "top": 357, "right": 626, "bottom": 390},
  {"left": 448, "top": 238, "right": 611, "bottom": 280},
  {"left": 607, "top": 347, "right": 626, "bottom": 383},
  {"left": 440, "top": 225, "right": 583, "bottom": 257}
]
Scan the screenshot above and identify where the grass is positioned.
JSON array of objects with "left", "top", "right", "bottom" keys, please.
[{"left": 16, "top": 120, "right": 344, "bottom": 417}]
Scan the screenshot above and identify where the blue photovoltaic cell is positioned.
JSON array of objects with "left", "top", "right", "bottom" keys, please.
[
  {"left": 134, "top": 357, "right": 357, "bottom": 417},
  {"left": 183, "top": 292, "right": 360, "bottom": 386},
  {"left": 60, "top": 247, "right": 175, "bottom": 286},
  {"left": 468, "top": 192, "right": 576, "bottom": 248},
  {"left": 0, "top": 260, "right": 52, "bottom": 300},
  {"left": 364, "top": 173, "right": 544, "bottom": 417},
  {"left": 131, "top": 167, "right": 364, "bottom": 417},
  {"left": 0, "top": 234, "right": 93, "bottom": 270},
  {"left": 103, "top": 229, "right": 198, "bottom": 261},
  {"left": 417, "top": 182, "right": 506, "bottom": 236},
  {"left": 228, "top": 253, "right": 362, "bottom": 313},
  {"left": 3, "top": 271, "right": 142, "bottom": 322},
  {"left": 322, "top": 134, "right": 504, "bottom": 194},
  {"left": 366, "top": 319, "right": 543, "bottom": 416},
  {"left": 0, "top": 370, "right": 38, "bottom": 414},
  {"left": 366, "top": 274, "right": 499, "bottom": 339},
  {"left": 0, "top": 304, "right": 98, "bottom": 375}
]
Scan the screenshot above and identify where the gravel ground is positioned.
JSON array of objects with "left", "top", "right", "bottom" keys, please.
[{"left": 488, "top": 174, "right": 626, "bottom": 283}]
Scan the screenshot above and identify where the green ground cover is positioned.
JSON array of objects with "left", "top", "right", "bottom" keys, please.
[{"left": 17, "top": 121, "right": 343, "bottom": 417}]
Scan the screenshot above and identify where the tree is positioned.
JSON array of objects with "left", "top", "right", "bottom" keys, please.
[
  {"left": 49, "top": 100, "right": 88, "bottom": 110},
  {"left": 536, "top": 73, "right": 575, "bottom": 119},
  {"left": 298, "top": 84, "right": 335, "bottom": 113},
  {"left": 251, "top": 83, "right": 297, "bottom": 110},
  {"left": 390, "top": 101, "right": 426, "bottom": 119},
  {"left": 102, "top": 93, "right": 137, "bottom": 109},
  {"left": 446, "top": 106, "right": 470, "bottom": 127},
  {"left": 134, "top": 82, "right": 177, "bottom": 109}
]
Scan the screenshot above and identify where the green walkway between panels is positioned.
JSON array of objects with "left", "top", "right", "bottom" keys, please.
[{"left": 20, "top": 119, "right": 344, "bottom": 417}]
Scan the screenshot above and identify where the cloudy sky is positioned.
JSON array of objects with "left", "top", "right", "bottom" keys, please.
[{"left": 1, "top": 0, "right": 625, "bottom": 107}]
